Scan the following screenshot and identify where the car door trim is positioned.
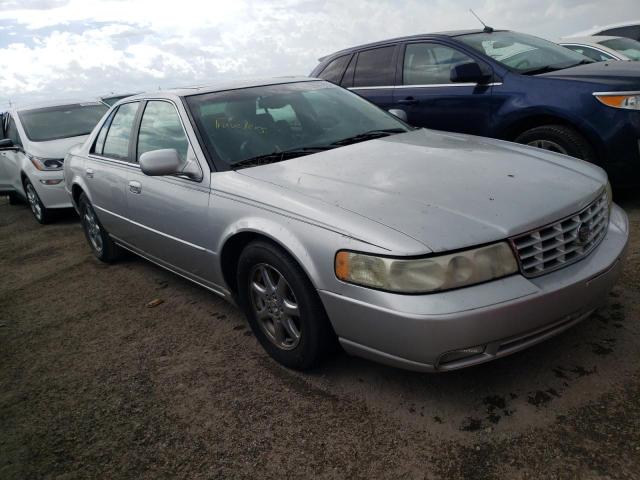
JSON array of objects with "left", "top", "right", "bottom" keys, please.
[
  {"left": 348, "top": 82, "right": 502, "bottom": 91},
  {"left": 93, "top": 204, "right": 210, "bottom": 253}
]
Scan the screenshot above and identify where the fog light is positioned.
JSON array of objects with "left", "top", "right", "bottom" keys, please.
[
  {"left": 439, "top": 345, "right": 485, "bottom": 365},
  {"left": 39, "top": 179, "right": 63, "bottom": 185}
]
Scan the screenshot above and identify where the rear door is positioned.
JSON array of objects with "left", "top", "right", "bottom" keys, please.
[
  {"left": 392, "top": 42, "right": 494, "bottom": 135},
  {"left": 347, "top": 44, "right": 399, "bottom": 111},
  {"left": 123, "top": 99, "right": 214, "bottom": 283}
]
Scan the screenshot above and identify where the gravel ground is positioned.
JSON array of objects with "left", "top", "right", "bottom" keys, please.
[{"left": 0, "top": 193, "right": 638, "bottom": 480}]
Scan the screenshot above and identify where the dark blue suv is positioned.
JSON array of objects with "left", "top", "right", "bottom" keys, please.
[{"left": 310, "top": 30, "right": 640, "bottom": 187}]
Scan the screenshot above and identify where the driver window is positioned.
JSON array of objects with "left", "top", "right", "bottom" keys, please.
[
  {"left": 137, "top": 101, "right": 189, "bottom": 162},
  {"left": 403, "top": 43, "right": 473, "bottom": 85}
]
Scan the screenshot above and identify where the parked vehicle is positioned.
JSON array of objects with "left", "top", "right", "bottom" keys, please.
[
  {"left": 0, "top": 100, "right": 108, "bottom": 223},
  {"left": 572, "top": 21, "right": 640, "bottom": 42},
  {"left": 310, "top": 29, "right": 640, "bottom": 187},
  {"left": 64, "top": 78, "right": 628, "bottom": 372},
  {"left": 560, "top": 36, "right": 640, "bottom": 61}
]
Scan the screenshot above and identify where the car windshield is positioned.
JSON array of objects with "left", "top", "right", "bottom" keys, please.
[
  {"left": 185, "top": 81, "right": 410, "bottom": 169},
  {"left": 19, "top": 103, "right": 108, "bottom": 142},
  {"left": 599, "top": 37, "right": 640, "bottom": 61},
  {"left": 458, "top": 31, "right": 592, "bottom": 74}
]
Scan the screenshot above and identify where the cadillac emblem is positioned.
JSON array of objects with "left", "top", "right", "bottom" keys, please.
[{"left": 576, "top": 223, "right": 592, "bottom": 245}]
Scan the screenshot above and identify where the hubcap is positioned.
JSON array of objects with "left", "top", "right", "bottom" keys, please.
[
  {"left": 527, "top": 139, "right": 568, "bottom": 155},
  {"left": 26, "top": 183, "right": 42, "bottom": 220},
  {"left": 83, "top": 206, "right": 103, "bottom": 254},
  {"left": 249, "top": 263, "right": 301, "bottom": 350}
]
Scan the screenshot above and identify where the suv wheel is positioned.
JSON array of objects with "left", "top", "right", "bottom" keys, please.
[
  {"left": 24, "top": 177, "right": 52, "bottom": 224},
  {"left": 515, "top": 125, "right": 596, "bottom": 162},
  {"left": 237, "top": 240, "right": 335, "bottom": 370},
  {"left": 78, "top": 193, "right": 121, "bottom": 263}
]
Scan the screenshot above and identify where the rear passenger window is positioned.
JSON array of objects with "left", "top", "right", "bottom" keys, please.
[
  {"left": 102, "top": 102, "right": 139, "bottom": 160},
  {"left": 137, "top": 101, "right": 188, "bottom": 162},
  {"left": 92, "top": 111, "right": 114, "bottom": 155},
  {"left": 353, "top": 46, "right": 396, "bottom": 87},
  {"left": 403, "top": 43, "right": 474, "bottom": 85},
  {"left": 318, "top": 55, "right": 351, "bottom": 84}
]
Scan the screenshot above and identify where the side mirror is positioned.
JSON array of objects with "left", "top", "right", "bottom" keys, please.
[
  {"left": 450, "top": 62, "right": 489, "bottom": 84},
  {"left": 139, "top": 149, "right": 184, "bottom": 177},
  {"left": 0, "top": 138, "right": 14, "bottom": 149},
  {"left": 388, "top": 109, "right": 408, "bottom": 122}
]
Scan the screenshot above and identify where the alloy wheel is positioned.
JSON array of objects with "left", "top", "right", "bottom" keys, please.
[
  {"left": 527, "top": 139, "right": 568, "bottom": 155},
  {"left": 83, "top": 205, "right": 103, "bottom": 255},
  {"left": 25, "top": 182, "right": 43, "bottom": 221},
  {"left": 248, "top": 263, "right": 301, "bottom": 350}
]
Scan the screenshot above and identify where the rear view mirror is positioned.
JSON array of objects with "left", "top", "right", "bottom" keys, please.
[
  {"left": 139, "top": 149, "right": 184, "bottom": 176},
  {"left": 450, "top": 62, "right": 489, "bottom": 84},
  {"left": 388, "top": 109, "right": 408, "bottom": 122}
]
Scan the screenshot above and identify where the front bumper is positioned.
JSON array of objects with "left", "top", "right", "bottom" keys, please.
[
  {"left": 31, "top": 171, "right": 71, "bottom": 209},
  {"left": 319, "top": 204, "right": 629, "bottom": 372}
]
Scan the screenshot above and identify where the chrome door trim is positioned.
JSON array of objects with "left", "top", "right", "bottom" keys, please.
[
  {"left": 94, "top": 204, "right": 210, "bottom": 253},
  {"left": 348, "top": 82, "right": 502, "bottom": 90}
]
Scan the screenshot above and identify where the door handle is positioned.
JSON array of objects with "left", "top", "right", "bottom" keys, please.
[
  {"left": 397, "top": 97, "right": 418, "bottom": 105},
  {"left": 85, "top": 168, "right": 94, "bottom": 178},
  {"left": 128, "top": 180, "right": 142, "bottom": 194}
]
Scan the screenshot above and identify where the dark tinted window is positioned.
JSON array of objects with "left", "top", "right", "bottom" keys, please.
[
  {"left": 18, "top": 103, "right": 108, "bottom": 142},
  {"left": 102, "top": 102, "right": 139, "bottom": 160},
  {"left": 563, "top": 45, "right": 615, "bottom": 62},
  {"left": 92, "top": 111, "right": 115, "bottom": 155},
  {"left": 353, "top": 46, "right": 396, "bottom": 87},
  {"left": 600, "top": 25, "right": 640, "bottom": 41},
  {"left": 6, "top": 116, "right": 22, "bottom": 147},
  {"left": 137, "top": 101, "right": 188, "bottom": 161},
  {"left": 403, "top": 43, "right": 474, "bottom": 85},
  {"left": 318, "top": 55, "right": 351, "bottom": 84}
]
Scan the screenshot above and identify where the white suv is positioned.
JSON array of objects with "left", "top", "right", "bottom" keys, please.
[{"left": 0, "top": 100, "right": 108, "bottom": 223}]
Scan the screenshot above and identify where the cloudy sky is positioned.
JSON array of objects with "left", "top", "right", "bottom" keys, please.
[{"left": 0, "top": 0, "right": 638, "bottom": 106}]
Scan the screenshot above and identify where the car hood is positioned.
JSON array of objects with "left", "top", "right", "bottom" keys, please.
[
  {"left": 539, "top": 60, "right": 640, "bottom": 87},
  {"left": 238, "top": 129, "right": 606, "bottom": 252},
  {"left": 26, "top": 134, "right": 89, "bottom": 159}
]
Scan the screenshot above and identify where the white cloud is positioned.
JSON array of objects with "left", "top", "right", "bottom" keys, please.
[{"left": 0, "top": 0, "right": 638, "bottom": 105}]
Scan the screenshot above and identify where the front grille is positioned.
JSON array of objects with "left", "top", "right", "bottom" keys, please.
[{"left": 511, "top": 191, "right": 609, "bottom": 277}]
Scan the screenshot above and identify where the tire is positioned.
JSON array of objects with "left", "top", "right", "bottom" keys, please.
[
  {"left": 515, "top": 125, "right": 596, "bottom": 163},
  {"left": 8, "top": 192, "right": 21, "bottom": 205},
  {"left": 23, "top": 177, "right": 53, "bottom": 224},
  {"left": 78, "top": 193, "right": 121, "bottom": 263},
  {"left": 237, "top": 240, "right": 336, "bottom": 370}
]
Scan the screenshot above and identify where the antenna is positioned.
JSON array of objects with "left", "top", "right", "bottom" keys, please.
[{"left": 469, "top": 9, "right": 494, "bottom": 33}]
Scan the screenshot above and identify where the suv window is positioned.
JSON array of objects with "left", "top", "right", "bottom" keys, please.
[
  {"left": 102, "top": 102, "right": 139, "bottom": 160},
  {"left": 563, "top": 45, "right": 615, "bottom": 62},
  {"left": 137, "top": 101, "right": 189, "bottom": 162},
  {"left": 6, "top": 116, "right": 22, "bottom": 147},
  {"left": 403, "top": 43, "right": 475, "bottom": 85},
  {"left": 318, "top": 55, "right": 351, "bottom": 84},
  {"left": 353, "top": 46, "right": 396, "bottom": 87}
]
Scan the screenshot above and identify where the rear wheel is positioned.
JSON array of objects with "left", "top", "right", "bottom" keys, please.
[
  {"left": 23, "top": 177, "right": 53, "bottom": 224},
  {"left": 237, "top": 240, "right": 335, "bottom": 370},
  {"left": 515, "top": 125, "right": 596, "bottom": 162},
  {"left": 78, "top": 193, "right": 121, "bottom": 263}
]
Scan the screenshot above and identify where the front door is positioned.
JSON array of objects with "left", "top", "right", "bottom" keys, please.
[
  {"left": 123, "top": 100, "right": 215, "bottom": 284},
  {"left": 392, "top": 42, "right": 494, "bottom": 136},
  {"left": 0, "top": 115, "right": 26, "bottom": 195}
]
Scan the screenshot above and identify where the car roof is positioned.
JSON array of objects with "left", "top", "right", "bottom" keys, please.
[
  {"left": 15, "top": 99, "right": 105, "bottom": 113},
  {"left": 568, "top": 20, "right": 640, "bottom": 37},
  {"left": 122, "top": 76, "right": 319, "bottom": 101},
  {"left": 317, "top": 29, "right": 506, "bottom": 61}
]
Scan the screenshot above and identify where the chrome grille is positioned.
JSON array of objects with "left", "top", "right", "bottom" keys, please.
[{"left": 511, "top": 192, "right": 609, "bottom": 277}]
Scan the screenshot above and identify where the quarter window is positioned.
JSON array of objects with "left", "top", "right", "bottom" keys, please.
[
  {"left": 137, "top": 101, "right": 189, "bottom": 162},
  {"left": 318, "top": 55, "right": 351, "bottom": 84},
  {"left": 353, "top": 46, "right": 396, "bottom": 87},
  {"left": 102, "top": 102, "right": 139, "bottom": 160},
  {"left": 403, "top": 43, "right": 474, "bottom": 85}
]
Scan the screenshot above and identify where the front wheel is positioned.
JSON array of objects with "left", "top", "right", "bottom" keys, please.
[
  {"left": 78, "top": 193, "right": 121, "bottom": 263},
  {"left": 23, "top": 177, "right": 52, "bottom": 224},
  {"left": 515, "top": 125, "right": 596, "bottom": 162},
  {"left": 237, "top": 241, "right": 336, "bottom": 370}
]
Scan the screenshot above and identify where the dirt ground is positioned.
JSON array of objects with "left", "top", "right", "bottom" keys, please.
[{"left": 0, "top": 193, "right": 638, "bottom": 480}]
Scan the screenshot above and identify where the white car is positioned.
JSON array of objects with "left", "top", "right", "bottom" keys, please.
[
  {"left": 0, "top": 100, "right": 108, "bottom": 223},
  {"left": 560, "top": 36, "right": 640, "bottom": 62}
]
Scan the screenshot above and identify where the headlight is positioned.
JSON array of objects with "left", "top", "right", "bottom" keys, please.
[
  {"left": 335, "top": 242, "right": 518, "bottom": 294},
  {"left": 28, "top": 154, "right": 64, "bottom": 171},
  {"left": 594, "top": 93, "right": 640, "bottom": 110}
]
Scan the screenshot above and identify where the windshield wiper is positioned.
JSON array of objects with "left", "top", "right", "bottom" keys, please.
[
  {"left": 522, "top": 59, "right": 594, "bottom": 76},
  {"left": 329, "top": 128, "right": 407, "bottom": 147},
  {"left": 230, "top": 146, "right": 331, "bottom": 170}
]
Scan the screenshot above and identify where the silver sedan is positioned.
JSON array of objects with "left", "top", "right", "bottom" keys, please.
[{"left": 63, "top": 77, "right": 629, "bottom": 371}]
